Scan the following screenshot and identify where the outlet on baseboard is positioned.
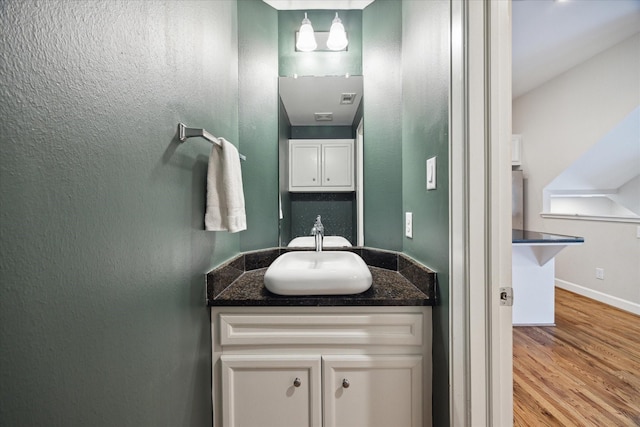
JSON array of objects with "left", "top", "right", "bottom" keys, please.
[{"left": 595, "top": 268, "right": 604, "bottom": 280}]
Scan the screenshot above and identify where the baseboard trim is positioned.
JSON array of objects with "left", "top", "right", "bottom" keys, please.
[
  {"left": 513, "top": 323, "right": 556, "bottom": 327},
  {"left": 555, "top": 279, "right": 640, "bottom": 316}
]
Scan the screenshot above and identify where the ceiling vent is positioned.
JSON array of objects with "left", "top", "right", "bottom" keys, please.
[
  {"left": 314, "top": 112, "right": 333, "bottom": 121},
  {"left": 340, "top": 93, "right": 357, "bottom": 105}
]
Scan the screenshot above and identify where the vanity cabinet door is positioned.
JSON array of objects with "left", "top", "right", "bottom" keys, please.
[
  {"left": 221, "top": 355, "right": 322, "bottom": 427},
  {"left": 322, "top": 355, "right": 423, "bottom": 427}
]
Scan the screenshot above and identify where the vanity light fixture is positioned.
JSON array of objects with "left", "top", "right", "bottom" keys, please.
[
  {"left": 327, "top": 12, "right": 348, "bottom": 51},
  {"left": 296, "top": 13, "right": 317, "bottom": 52}
]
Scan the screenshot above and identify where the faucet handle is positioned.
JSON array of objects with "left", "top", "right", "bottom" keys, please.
[{"left": 311, "top": 215, "right": 324, "bottom": 237}]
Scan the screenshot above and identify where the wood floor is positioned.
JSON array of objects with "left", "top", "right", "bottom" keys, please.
[{"left": 513, "top": 288, "right": 640, "bottom": 427}]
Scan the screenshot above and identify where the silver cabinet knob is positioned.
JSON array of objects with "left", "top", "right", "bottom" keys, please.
[
  {"left": 293, "top": 378, "right": 301, "bottom": 387},
  {"left": 342, "top": 378, "right": 350, "bottom": 388}
]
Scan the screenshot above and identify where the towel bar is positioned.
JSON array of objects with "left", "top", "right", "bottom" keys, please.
[{"left": 178, "top": 123, "right": 246, "bottom": 161}]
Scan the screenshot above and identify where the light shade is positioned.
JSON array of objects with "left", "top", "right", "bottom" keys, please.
[
  {"left": 296, "top": 13, "right": 317, "bottom": 52},
  {"left": 327, "top": 12, "right": 348, "bottom": 51}
]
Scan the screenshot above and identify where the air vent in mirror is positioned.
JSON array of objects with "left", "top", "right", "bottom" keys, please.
[
  {"left": 314, "top": 113, "right": 333, "bottom": 121},
  {"left": 340, "top": 93, "right": 357, "bottom": 104}
]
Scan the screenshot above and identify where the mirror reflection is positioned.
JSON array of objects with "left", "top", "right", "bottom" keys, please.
[{"left": 278, "top": 75, "right": 364, "bottom": 247}]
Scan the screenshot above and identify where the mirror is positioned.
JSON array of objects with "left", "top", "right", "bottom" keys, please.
[{"left": 278, "top": 75, "right": 364, "bottom": 247}]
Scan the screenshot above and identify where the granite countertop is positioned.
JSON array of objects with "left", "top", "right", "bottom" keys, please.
[
  {"left": 207, "top": 248, "right": 437, "bottom": 307},
  {"left": 512, "top": 229, "right": 585, "bottom": 244}
]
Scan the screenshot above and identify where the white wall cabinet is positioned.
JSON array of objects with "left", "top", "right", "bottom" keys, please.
[
  {"left": 289, "top": 139, "right": 354, "bottom": 192},
  {"left": 212, "top": 306, "right": 432, "bottom": 427}
]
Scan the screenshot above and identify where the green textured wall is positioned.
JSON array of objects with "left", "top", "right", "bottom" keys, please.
[
  {"left": 278, "top": 10, "right": 362, "bottom": 77},
  {"left": 362, "top": 0, "right": 403, "bottom": 250},
  {"left": 0, "top": 1, "right": 239, "bottom": 425},
  {"left": 238, "top": 0, "right": 279, "bottom": 251},
  {"left": 402, "top": 1, "right": 451, "bottom": 425}
]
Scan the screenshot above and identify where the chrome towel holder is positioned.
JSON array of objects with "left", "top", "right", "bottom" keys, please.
[{"left": 178, "top": 123, "right": 246, "bottom": 161}]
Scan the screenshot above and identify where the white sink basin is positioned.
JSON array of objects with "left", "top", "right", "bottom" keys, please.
[
  {"left": 264, "top": 251, "right": 372, "bottom": 296},
  {"left": 287, "top": 236, "right": 352, "bottom": 248}
]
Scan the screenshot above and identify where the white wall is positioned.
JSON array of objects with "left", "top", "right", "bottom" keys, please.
[
  {"left": 513, "top": 33, "right": 640, "bottom": 313},
  {"left": 612, "top": 174, "right": 640, "bottom": 215}
]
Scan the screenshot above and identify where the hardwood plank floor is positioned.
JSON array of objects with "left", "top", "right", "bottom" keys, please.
[{"left": 513, "top": 288, "right": 640, "bottom": 427}]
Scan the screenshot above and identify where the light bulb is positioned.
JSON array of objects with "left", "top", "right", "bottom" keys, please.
[
  {"left": 327, "top": 12, "right": 348, "bottom": 51},
  {"left": 296, "top": 13, "right": 317, "bottom": 52}
]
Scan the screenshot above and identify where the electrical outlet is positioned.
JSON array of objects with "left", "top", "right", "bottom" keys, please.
[
  {"left": 595, "top": 268, "right": 604, "bottom": 280},
  {"left": 405, "top": 212, "right": 413, "bottom": 238}
]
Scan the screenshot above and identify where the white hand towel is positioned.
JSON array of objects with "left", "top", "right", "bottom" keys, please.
[{"left": 205, "top": 138, "right": 247, "bottom": 233}]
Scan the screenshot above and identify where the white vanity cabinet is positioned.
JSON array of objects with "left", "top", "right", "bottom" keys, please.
[
  {"left": 221, "top": 355, "right": 321, "bottom": 427},
  {"left": 322, "top": 355, "right": 423, "bottom": 427},
  {"left": 288, "top": 139, "right": 354, "bottom": 192},
  {"left": 211, "top": 306, "right": 432, "bottom": 427}
]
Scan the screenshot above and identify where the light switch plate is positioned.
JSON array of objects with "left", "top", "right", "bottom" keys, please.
[
  {"left": 405, "top": 212, "right": 413, "bottom": 238},
  {"left": 426, "top": 157, "right": 436, "bottom": 190}
]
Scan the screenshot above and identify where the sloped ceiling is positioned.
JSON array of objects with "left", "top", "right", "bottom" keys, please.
[
  {"left": 516, "top": 1, "right": 640, "bottom": 208},
  {"left": 512, "top": 0, "right": 640, "bottom": 99},
  {"left": 546, "top": 107, "right": 640, "bottom": 192}
]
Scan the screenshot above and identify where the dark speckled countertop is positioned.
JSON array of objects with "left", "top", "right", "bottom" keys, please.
[
  {"left": 512, "top": 229, "right": 584, "bottom": 244},
  {"left": 207, "top": 247, "right": 437, "bottom": 307}
]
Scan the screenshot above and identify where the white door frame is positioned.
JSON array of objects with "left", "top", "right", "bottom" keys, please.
[
  {"left": 450, "top": 1, "right": 513, "bottom": 426},
  {"left": 356, "top": 118, "right": 364, "bottom": 246}
]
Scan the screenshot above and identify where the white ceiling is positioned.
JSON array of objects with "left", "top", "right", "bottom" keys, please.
[
  {"left": 262, "top": 0, "right": 374, "bottom": 10},
  {"left": 512, "top": 0, "right": 640, "bottom": 98},
  {"left": 279, "top": 76, "right": 363, "bottom": 126}
]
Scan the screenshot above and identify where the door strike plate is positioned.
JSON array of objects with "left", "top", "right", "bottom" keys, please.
[{"left": 499, "top": 287, "right": 513, "bottom": 306}]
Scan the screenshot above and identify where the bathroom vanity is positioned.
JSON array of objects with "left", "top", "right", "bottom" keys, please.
[{"left": 208, "top": 248, "right": 436, "bottom": 427}]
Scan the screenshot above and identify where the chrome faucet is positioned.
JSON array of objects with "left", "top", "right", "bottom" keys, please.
[{"left": 310, "top": 215, "right": 324, "bottom": 252}]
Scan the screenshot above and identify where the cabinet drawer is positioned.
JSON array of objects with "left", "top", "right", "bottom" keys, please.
[{"left": 219, "top": 313, "right": 423, "bottom": 347}]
